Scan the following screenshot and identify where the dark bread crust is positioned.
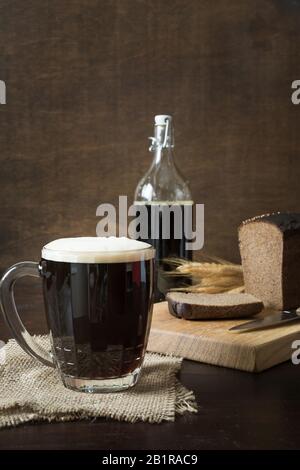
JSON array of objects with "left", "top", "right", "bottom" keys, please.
[
  {"left": 239, "top": 212, "right": 300, "bottom": 237},
  {"left": 167, "top": 293, "right": 263, "bottom": 320}
]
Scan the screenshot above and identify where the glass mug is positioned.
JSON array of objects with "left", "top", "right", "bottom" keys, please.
[{"left": 0, "top": 237, "right": 155, "bottom": 393}]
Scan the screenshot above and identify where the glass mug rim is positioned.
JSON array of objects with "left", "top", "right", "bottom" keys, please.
[
  {"left": 41, "top": 236, "right": 155, "bottom": 264},
  {"left": 0, "top": 236, "right": 155, "bottom": 393}
]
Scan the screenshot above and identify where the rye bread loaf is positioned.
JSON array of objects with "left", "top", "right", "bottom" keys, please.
[
  {"left": 239, "top": 212, "right": 300, "bottom": 310},
  {"left": 166, "top": 292, "right": 263, "bottom": 320}
]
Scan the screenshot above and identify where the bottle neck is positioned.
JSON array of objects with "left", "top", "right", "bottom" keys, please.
[
  {"left": 150, "top": 121, "right": 175, "bottom": 165},
  {"left": 152, "top": 144, "right": 173, "bottom": 165}
]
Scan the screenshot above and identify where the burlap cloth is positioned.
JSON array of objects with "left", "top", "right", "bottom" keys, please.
[{"left": 0, "top": 336, "right": 197, "bottom": 428}]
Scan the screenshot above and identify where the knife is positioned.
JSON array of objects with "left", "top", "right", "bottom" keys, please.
[{"left": 229, "top": 308, "right": 300, "bottom": 332}]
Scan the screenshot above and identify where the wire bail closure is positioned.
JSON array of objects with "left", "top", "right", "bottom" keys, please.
[{"left": 148, "top": 116, "right": 171, "bottom": 151}]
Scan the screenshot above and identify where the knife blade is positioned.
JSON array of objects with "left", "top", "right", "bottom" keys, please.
[{"left": 229, "top": 308, "right": 300, "bottom": 332}]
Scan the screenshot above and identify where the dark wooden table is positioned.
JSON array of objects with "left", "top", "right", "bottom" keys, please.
[{"left": 1, "top": 279, "right": 300, "bottom": 450}]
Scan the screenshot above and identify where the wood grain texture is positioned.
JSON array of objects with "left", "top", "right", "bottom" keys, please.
[
  {"left": 148, "top": 301, "right": 300, "bottom": 372},
  {"left": 0, "top": 0, "right": 300, "bottom": 273}
]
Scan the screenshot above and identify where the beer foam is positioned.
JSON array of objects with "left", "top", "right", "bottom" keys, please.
[{"left": 42, "top": 237, "right": 154, "bottom": 263}]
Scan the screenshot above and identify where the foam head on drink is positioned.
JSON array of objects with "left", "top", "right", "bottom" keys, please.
[{"left": 42, "top": 236, "right": 154, "bottom": 263}]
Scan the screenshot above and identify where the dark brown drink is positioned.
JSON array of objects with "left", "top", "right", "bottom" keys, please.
[
  {"left": 39, "top": 237, "right": 155, "bottom": 392},
  {"left": 41, "top": 258, "right": 153, "bottom": 382},
  {"left": 135, "top": 203, "right": 193, "bottom": 302},
  {"left": 0, "top": 236, "right": 154, "bottom": 393}
]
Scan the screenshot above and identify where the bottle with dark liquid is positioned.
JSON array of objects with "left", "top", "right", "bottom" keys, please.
[{"left": 134, "top": 115, "right": 193, "bottom": 302}]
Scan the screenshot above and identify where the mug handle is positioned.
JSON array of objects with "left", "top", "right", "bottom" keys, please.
[{"left": 0, "top": 261, "right": 54, "bottom": 367}]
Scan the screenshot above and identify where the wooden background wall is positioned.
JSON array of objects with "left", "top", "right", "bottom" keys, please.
[{"left": 1, "top": 0, "right": 300, "bottom": 273}]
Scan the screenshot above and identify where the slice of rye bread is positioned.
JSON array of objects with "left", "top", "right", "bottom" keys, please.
[{"left": 166, "top": 292, "right": 264, "bottom": 320}]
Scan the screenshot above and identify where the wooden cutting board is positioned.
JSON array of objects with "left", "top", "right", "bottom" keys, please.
[{"left": 147, "top": 302, "right": 300, "bottom": 372}]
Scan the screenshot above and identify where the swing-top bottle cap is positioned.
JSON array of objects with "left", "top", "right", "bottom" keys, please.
[{"left": 154, "top": 115, "right": 172, "bottom": 126}]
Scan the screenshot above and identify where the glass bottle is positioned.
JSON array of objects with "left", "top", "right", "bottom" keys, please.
[{"left": 134, "top": 115, "right": 193, "bottom": 302}]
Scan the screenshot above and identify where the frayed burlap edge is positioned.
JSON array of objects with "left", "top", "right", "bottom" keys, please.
[{"left": 0, "top": 337, "right": 197, "bottom": 428}]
